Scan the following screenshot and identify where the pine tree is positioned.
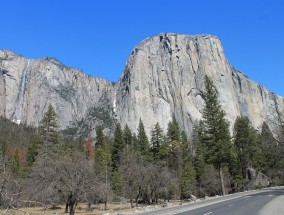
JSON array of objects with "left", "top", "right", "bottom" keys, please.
[
  {"left": 0, "top": 141, "right": 7, "bottom": 172},
  {"left": 112, "top": 170, "right": 122, "bottom": 196},
  {"left": 260, "top": 122, "right": 284, "bottom": 183},
  {"left": 132, "top": 132, "right": 138, "bottom": 151},
  {"left": 180, "top": 162, "right": 196, "bottom": 199},
  {"left": 95, "top": 125, "right": 104, "bottom": 147},
  {"left": 192, "top": 121, "right": 206, "bottom": 192},
  {"left": 167, "top": 114, "right": 181, "bottom": 143},
  {"left": 39, "top": 104, "right": 59, "bottom": 145},
  {"left": 202, "top": 75, "right": 232, "bottom": 195},
  {"left": 26, "top": 134, "right": 41, "bottom": 166},
  {"left": 112, "top": 124, "right": 124, "bottom": 195},
  {"left": 111, "top": 123, "right": 124, "bottom": 171},
  {"left": 157, "top": 135, "right": 170, "bottom": 167},
  {"left": 10, "top": 149, "right": 20, "bottom": 174},
  {"left": 150, "top": 122, "right": 164, "bottom": 161},
  {"left": 31, "top": 104, "right": 60, "bottom": 192},
  {"left": 137, "top": 119, "right": 150, "bottom": 157},
  {"left": 260, "top": 122, "right": 277, "bottom": 171},
  {"left": 35, "top": 104, "right": 60, "bottom": 170},
  {"left": 123, "top": 124, "right": 133, "bottom": 150},
  {"left": 181, "top": 131, "right": 191, "bottom": 163},
  {"left": 93, "top": 128, "right": 111, "bottom": 209},
  {"left": 167, "top": 116, "right": 183, "bottom": 174},
  {"left": 180, "top": 131, "right": 196, "bottom": 198},
  {"left": 233, "top": 116, "right": 264, "bottom": 178}
]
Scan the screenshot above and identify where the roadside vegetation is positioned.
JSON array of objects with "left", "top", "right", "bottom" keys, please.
[{"left": 0, "top": 76, "right": 283, "bottom": 215}]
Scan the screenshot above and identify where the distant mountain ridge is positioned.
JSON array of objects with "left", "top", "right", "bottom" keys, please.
[{"left": 1, "top": 33, "right": 283, "bottom": 137}]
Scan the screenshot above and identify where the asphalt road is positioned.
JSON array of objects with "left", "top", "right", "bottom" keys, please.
[
  {"left": 140, "top": 187, "right": 284, "bottom": 215},
  {"left": 177, "top": 188, "right": 284, "bottom": 215}
]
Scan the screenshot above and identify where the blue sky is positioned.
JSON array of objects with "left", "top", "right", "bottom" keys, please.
[{"left": 1, "top": 0, "right": 284, "bottom": 96}]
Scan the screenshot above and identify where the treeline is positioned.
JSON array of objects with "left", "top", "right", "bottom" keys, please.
[
  {"left": 0, "top": 116, "right": 35, "bottom": 176},
  {"left": 0, "top": 76, "right": 283, "bottom": 215}
]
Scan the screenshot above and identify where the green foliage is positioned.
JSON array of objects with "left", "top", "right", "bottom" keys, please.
[
  {"left": 0, "top": 141, "right": 7, "bottom": 160},
  {"left": 111, "top": 123, "right": 124, "bottom": 170},
  {"left": 95, "top": 125, "right": 105, "bottom": 147},
  {"left": 150, "top": 122, "right": 164, "bottom": 161},
  {"left": 89, "top": 106, "right": 114, "bottom": 128},
  {"left": 181, "top": 131, "right": 191, "bottom": 163},
  {"left": 137, "top": 119, "right": 150, "bottom": 157},
  {"left": 169, "top": 140, "right": 183, "bottom": 175},
  {"left": 9, "top": 149, "right": 20, "bottom": 174},
  {"left": 112, "top": 170, "right": 122, "bottom": 196},
  {"left": 193, "top": 121, "right": 207, "bottom": 187},
  {"left": 233, "top": 116, "right": 264, "bottom": 177},
  {"left": 39, "top": 104, "right": 59, "bottom": 144},
  {"left": 260, "top": 122, "right": 284, "bottom": 184},
  {"left": 202, "top": 76, "right": 232, "bottom": 168},
  {"left": 95, "top": 146, "right": 111, "bottom": 173},
  {"left": 0, "top": 116, "right": 34, "bottom": 148},
  {"left": 0, "top": 117, "right": 36, "bottom": 177},
  {"left": 123, "top": 124, "right": 133, "bottom": 149},
  {"left": 156, "top": 135, "right": 170, "bottom": 167},
  {"left": 202, "top": 76, "right": 233, "bottom": 195},
  {"left": 26, "top": 134, "right": 42, "bottom": 166},
  {"left": 94, "top": 138, "right": 111, "bottom": 178},
  {"left": 167, "top": 116, "right": 183, "bottom": 175},
  {"left": 261, "top": 122, "right": 277, "bottom": 172},
  {"left": 4, "top": 84, "right": 284, "bottom": 207},
  {"left": 132, "top": 132, "right": 138, "bottom": 151},
  {"left": 180, "top": 131, "right": 196, "bottom": 198},
  {"left": 180, "top": 162, "right": 196, "bottom": 199},
  {"left": 167, "top": 114, "right": 181, "bottom": 143},
  {"left": 62, "top": 126, "right": 78, "bottom": 136}
]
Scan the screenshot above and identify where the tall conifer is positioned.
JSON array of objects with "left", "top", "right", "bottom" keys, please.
[
  {"left": 137, "top": 119, "right": 149, "bottom": 157},
  {"left": 202, "top": 75, "right": 232, "bottom": 195}
]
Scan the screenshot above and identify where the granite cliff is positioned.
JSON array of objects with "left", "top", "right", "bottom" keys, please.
[
  {"left": 1, "top": 33, "right": 283, "bottom": 137},
  {"left": 0, "top": 50, "right": 115, "bottom": 135},
  {"left": 115, "top": 33, "right": 284, "bottom": 135}
]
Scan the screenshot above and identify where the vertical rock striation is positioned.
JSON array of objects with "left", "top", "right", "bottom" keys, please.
[
  {"left": 0, "top": 49, "right": 114, "bottom": 131},
  {"left": 115, "top": 33, "right": 284, "bottom": 136},
  {"left": 1, "top": 33, "right": 283, "bottom": 137}
]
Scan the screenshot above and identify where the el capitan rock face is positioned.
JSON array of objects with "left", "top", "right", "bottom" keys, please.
[
  {"left": 1, "top": 33, "right": 283, "bottom": 137},
  {"left": 114, "top": 33, "right": 284, "bottom": 135}
]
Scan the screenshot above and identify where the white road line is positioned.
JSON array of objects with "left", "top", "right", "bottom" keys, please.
[
  {"left": 203, "top": 212, "right": 213, "bottom": 215},
  {"left": 228, "top": 204, "right": 234, "bottom": 206},
  {"left": 268, "top": 194, "right": 273, "bottom": 197}
]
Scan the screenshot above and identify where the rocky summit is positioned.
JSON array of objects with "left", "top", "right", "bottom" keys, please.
[{"left": 1, "top": 33, "right": 284, "bottom": 137}]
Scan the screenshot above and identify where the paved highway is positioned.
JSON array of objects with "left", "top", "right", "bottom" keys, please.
[{"left": 140, "top": 187, "right": 284, "bottom": 215}]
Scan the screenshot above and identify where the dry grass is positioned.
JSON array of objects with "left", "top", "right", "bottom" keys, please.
[
  {"left": 4, "top": 202, "right": 138, "bottom": 215},
  {"left": 4, "top": 200, "right": 185, "bottom": 215}
]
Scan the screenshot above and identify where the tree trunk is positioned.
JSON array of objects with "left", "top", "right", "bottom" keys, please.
[
  {"left": 219, "top": 167, "right": 226, "bottom": 195},
  {"left": 87, "top": 202, "right": 91, "bottom": 209},
  {"left": 65, "top": 203, "right": 69, "bottom": 213},
  {"left": 104, "top": 200, "right": 107, "bottom": 210},
  {"left": 69, "top": 203, "right": 75, "bottom": 215},
  {"left": 130, "top": 198, "right": 133, "bottom": 208}
]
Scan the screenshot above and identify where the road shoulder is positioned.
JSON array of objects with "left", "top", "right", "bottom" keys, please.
[{"left": 259, "top": 195, "right": 284, "bottom": 215}]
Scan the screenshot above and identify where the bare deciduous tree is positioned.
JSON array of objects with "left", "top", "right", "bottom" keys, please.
[
  {"left": 0, "top": 159, "right": 22, "bottom": 215},
  {"left": 119, "top": 150, "right": 145, "bottom": 208},
  {"left": 29, "top": 152, "right": 97, "bottom": 215}
]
